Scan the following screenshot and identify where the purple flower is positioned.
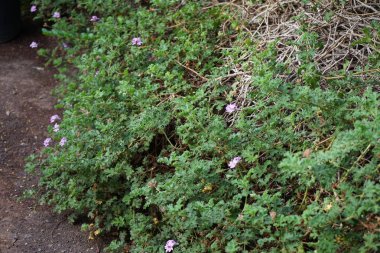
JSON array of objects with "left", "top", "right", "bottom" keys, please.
[
  {"left": 131, "top": 37, "right": 143, "bottom": 46},
  {"left": 52, "top": 12, "right": 60, "bottom": 18},
  {"left": 228, "top": 156, "right": 242, "bottom": 169},
  {"left": 165, "top": 240, "right": 177, "bottom": 253},
  {"left": 30, "top": 5, "right": 37, "bottom": 13},
  {"left": 53, "top": 123, "right": 60, "bottom": 132},
  {"left": 62, "top": 42, "right": 69, "bottom": 48},
  {"left": 59, "top": 137, "right": 67, "bottom": 146},
  {"left": 90, "top": 15, "right": 100, "bottom": 22},
  {"left": 43, "top": 138, "right": 52, "bottom": 147},
  {"left": 50, "top": 114, "right": 61, "bottom": 123},
  {"left": 226, "top": 103, "right": 238, "bottom": 113},
  {"left": 30, "top": 41, "right": 38, "bottom": 48}
]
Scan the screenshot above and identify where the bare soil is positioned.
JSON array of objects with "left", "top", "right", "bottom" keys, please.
[{"left": 0, "top": 20, "right": 102, "bottom": 253}]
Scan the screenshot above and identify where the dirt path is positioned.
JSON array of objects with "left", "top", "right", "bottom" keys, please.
[{"left": 0, "top": 21, "right": 101, "bottom": 253}]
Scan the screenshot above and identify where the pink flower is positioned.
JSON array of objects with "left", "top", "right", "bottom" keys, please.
[
  {"left": 43, "top": 138, "right": 52, "bottom": 147},
  {"left": 131, "top": 37, "right": 143, "bottom": 46},
  {"left": 90, "top": 15, "right": 100, "bottom": 22},
  {"left": 30, "top": 41, "right": 38, "bottom": 48},
  {"left": 59, "top": 137, "right": 67, "bottom": 146},
  {"left": 62, "top": 42, "right": 69, "bottom": 48},
  {"left": 53, "top": 12, "right": 60, "bottom": 18},
  {"left": 165, "top": 240, "right": 177, "bottom": 253},
  {"left": 226, "top": 103, "right": 238, "bottom": 113},
  {"left": 50, "top": 114, "right": 61, "bottom": 123},
  {"left": 228, "top": 156, "right": 242, "bottom": 169},
  {"left": 30, "top": 5, "right": 37, "bottom": 13},
  {"left": 53, "top": 123, "right": 60, "bottom": 132}
]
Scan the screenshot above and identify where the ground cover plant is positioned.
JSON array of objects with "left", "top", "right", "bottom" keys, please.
[{"left": 26, "top": 0, "right": 379, "bottom": 252}]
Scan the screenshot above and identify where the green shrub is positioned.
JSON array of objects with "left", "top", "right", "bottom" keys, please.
[{"left": 27, "top": 0, "right": 379, "bottom": 252}]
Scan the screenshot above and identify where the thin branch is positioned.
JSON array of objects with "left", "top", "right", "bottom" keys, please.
[{"left": 175, "top": 60, "right": 209, "bottom": 82}]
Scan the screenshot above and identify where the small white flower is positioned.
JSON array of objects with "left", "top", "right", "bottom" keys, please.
[
  {"left": 53, "top": 12, "right": 60, "bottom": 18},
  {"left": 59, "top": 137, "right": 67, "bottom": 146},
  {"left": 30, "top": 41, "right": 38, "bottom": 48},
  {"left": 226, "top": 103, "right": 238, "bottom": 113},
  {"left": 228, "top": 156, "right": 242, "bottom": 169},
  {"left": 53, "top": 123, "right": 60, "bottom": 132}
]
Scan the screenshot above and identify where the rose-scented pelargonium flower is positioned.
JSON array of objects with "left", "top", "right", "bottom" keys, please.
[
  {"left": 59, "top": 137, "right": 67, "bottom": 147},
  {"left": 90, "top": 15, "right": 100, "bottom": 22},
  {"left": 52, "top": 12, "right": 60, "bottom": 18},
  {"left": 53, "top": 123, "right": 60, "bottom": 132},
  {"left": 228, "top": 156, "right": 242, "bottom": 169},
  {"left": 30, "top": 41, "right": 38, "bottom": 48},
  {"left": 131, "top": 37, "right": 143, "bottom": 46},
  {"left": 30, "top": 5, "right": 37, "bottom": 13},
  {"left": 50, "top": 114, "right": 61, "bottom": 123},
  {"left": 165, "top": 240, "right": 177, "bottom": 253},
  {"left": 43, "top": 138, "right": 52, "bottom": 147},
  {"left": 226, "top": 103, "right": 238, "bottom": 113}
]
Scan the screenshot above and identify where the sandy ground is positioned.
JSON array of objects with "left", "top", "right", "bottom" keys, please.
[{"left": 0, "top": 20, "right": 102, "bottom": 253}]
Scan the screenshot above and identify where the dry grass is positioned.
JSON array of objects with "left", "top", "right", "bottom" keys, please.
[
  {"left": 209, "top": 0, "right": 380, "bottom": 121},
  {"left": 217, "top": 0, "right": 380, "bottom": 74}
]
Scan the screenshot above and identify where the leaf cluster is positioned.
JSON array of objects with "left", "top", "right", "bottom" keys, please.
[{"left": 27, "top": 0, "right": 379, "bottom": 252}]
